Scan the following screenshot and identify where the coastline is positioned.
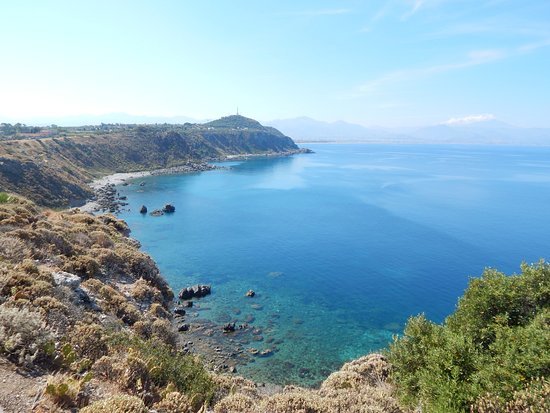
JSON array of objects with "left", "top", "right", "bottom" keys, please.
[{"left": 78, "top": 148, "right": 312, "bottom": 214}]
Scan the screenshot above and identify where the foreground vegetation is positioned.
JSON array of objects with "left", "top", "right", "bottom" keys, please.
[{"left": 388, "top": 262, "right": 549, "bottom": 412}]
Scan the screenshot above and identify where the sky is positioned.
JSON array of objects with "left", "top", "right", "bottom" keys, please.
[{"left": 1, "top": 0, "right": 549, "bottom": 127}]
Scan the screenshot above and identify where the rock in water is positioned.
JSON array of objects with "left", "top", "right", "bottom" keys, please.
[
  {"left": 245, "top": 289, "right": 255, "bottom": 297},
  {"left": 139, "top": 205, "right": 147, "bottom": 214},
  {"left": 223, "top": 322, "right": 236, "bottom": 333},
  {"left": 162, "top": 203, "right": 175, "bottom": 213},
  {"left": 178, "top": 284, "right": 211, "bottom": 300},
  {"left": 174, "top": 307, "right": 186, "bottom": 316},
  {"left": 150, "top": 209, "right": 164, "bottom": 217}
]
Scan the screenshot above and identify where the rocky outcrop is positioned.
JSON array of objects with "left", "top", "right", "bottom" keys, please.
[
  {"left": 162, "top": 204, "right": 175, "bottom": 213},
  {"left": 178, "top": 284, "right": 211, "bottom": 300},
  {"left": 139, "top": 205, "right": 147, "bottom": 214}
]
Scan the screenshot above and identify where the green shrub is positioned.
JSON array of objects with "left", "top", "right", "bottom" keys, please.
[
  {"left": 0, "top": 192, "right": 12, "bottom": 203},
  {"left": 388, "top": 261, "right": 550, "bottom": 412},
  {"left": 45, "top": 372, "right": 92, "bottom": 408},
  {"left": 108, "top": 333, "right": 216, "bottom": 408}
]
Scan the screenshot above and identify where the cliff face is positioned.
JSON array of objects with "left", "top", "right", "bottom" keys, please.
[{"left": 0, "top": 116, "right": 301, "bottom": 208}]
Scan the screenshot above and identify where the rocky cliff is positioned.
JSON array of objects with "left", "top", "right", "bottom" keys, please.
[{"left": 0, "top": 116, "right": 303, "bottom": 208}]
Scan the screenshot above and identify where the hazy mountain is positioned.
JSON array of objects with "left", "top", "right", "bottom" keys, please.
[
  {"left": 265, "top": 117, "right": 395, "bottom": 141},
  {"left": 266, "top": 116, "right": 550, "bottom": 145}
]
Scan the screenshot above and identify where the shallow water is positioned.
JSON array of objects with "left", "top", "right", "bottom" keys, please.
[{"left": 115, "top": 144, "right": 550, "bottom": 386}]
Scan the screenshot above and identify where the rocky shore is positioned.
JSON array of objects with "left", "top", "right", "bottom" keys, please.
[
  {"left": 221, "top": 147, "right": 313, "bottom": 161},
  {"left": 80, "top": 149, "right": 312, "bottom": 214},
  {"left": 80, "top": 161, "right": 218, "bottom": 213},
  {"left": 170, "top": 284, "right": 287, "bottom": 387}
]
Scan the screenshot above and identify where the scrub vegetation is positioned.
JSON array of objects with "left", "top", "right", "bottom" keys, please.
[{"left": 388, "top": 262, "right": 550, "bottom": 412}]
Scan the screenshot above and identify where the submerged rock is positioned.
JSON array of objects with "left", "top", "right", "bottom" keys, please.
[
  {"left": 223, "top": 322, "right": 236, "bottom": 333},
  {"left": 162, "top": 203, "right": 175, "bottom": 213},
  {"left": 150, "top": 209, "right": 164, "bottom": 217}
]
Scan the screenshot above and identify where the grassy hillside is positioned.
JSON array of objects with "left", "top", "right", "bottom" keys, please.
[{"left": 0, "top": 116, "right": 301, "bottom": 208}]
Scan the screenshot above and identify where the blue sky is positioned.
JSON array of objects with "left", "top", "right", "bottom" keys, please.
[{"left": 1, "top": 0, "right": 549, "bottom": 127}]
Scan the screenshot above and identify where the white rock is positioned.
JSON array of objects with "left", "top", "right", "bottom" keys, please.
[{"left": 52, "top": 271, "right": 81, "bottom": 289}]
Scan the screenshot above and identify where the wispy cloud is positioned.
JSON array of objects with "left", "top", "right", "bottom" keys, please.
[
  {"left": 443, "top": 114, "right": 495, "bottom": 125},
  {"left": 357, "top": 36, "right": 550, "bottom": 95},
  {"left": 292, "top": 8, "right": 352, "bottom": 16},
  {"left": 401, "top": 0, "right": 426, "bottom": 20},
  {"left": 518, "top": 38, "right": 550, "bottom": 53},
  {"left": 359, "top": 48, "right": 505, "bottom": 93}
]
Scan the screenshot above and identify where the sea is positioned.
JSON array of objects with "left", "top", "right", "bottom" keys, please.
[{"left": 114, "top": 144, "right": 550, "bottom": 386}]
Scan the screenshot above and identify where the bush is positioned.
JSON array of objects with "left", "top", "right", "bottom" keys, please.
[
  {"left": 388, "top": 261, "right": 550, "bottom": 412},
  {"left": 473, "top": 377, "right": 550, "bottom": 412},
  {"left": 0, "top": 305, "right": 54, "bottom": 365},
  {"left": 0, "top": 234, "right": 31, "bottom": 263},
  {"left": 80, "top": 394, "right": 148, "bottom": 413},
  {"left": 215, "top": 393, "right": 255, "bottom": 413},
  {"left": 70, "top": 322, "right": 108, "bottom": 361},
  {"left": 0, "top": 192, "right": 12, "bottom": 203},
  {"left": 108, "top": 333, "right": 216, "bottom": 408},
  {"left": 45, "top": 372, "right": 91, "bottom": 408},
  {"left": 153, "top": 391, "right": 193, "bottom": 413}
]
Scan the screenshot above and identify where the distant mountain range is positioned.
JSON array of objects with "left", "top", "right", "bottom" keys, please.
[
  {"left": 4, "top": 113, "right": 550, "bottom": 145},
  {"left": 266, "top": 117, "right": 550, "bottom": 145}
]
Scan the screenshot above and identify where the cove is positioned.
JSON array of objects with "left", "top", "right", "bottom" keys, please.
[{"left": 115, "top": 144, "right": 550, "bottom": 386}]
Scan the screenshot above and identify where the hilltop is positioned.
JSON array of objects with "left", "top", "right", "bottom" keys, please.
[{"left": 0, "top": 117, "right": 305, "bottom": 208}]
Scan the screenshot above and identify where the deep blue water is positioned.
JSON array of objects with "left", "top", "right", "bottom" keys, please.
[{"left": 115, "top": 144, "right": 550, "bottom": 385}]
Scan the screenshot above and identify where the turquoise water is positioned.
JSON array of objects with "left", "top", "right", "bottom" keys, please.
[{"left": 116, "top": 144, "right": 550, "bottom": 386}]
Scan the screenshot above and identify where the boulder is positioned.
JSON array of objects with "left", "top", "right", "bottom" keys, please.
[
  {"left": 223, "top": 322, "right": 236, "bottom": 333},
  {"left": 174, "top": 307, "right": 186, "bottom": 316},
  {"left": 178, "top": 323, "right": 190, "bottom": 332},
  {"left": 193, "top": 284, "right": 211, "bottom": 297},
  {"left": 162, "top": 204, "right": 175, "bottom": 213},
  {"left": 245, "top": 289, "right": 255, "bottom": 297},
  {"left": 150, "top": 209, "right": 164, "bottom": 217},
  {"left": 52, "top": 271, "right": 81, "bottom": 289},
  {"left": 139, "top": 205, "right": 148, "bottom": 214},
  {"left": 178, "top": 284, "right": 211, "bottom": 300}
]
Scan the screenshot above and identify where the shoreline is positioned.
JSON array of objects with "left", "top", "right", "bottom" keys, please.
[{"left": 78, "top": 148, "right": 312, "bottom": 214}]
